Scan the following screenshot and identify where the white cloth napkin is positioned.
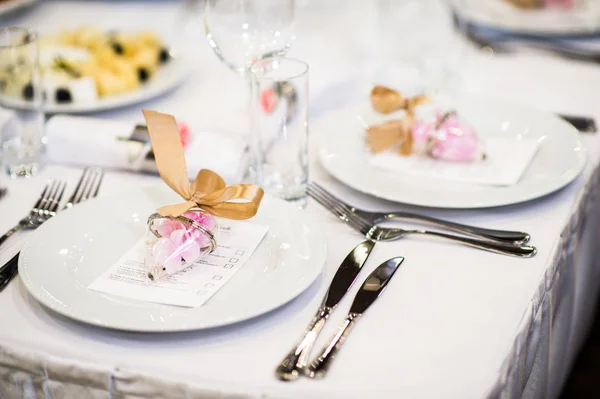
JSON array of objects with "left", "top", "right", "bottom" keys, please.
[{"left": 45, "top": 115, "right": 249, "bottom": 184}]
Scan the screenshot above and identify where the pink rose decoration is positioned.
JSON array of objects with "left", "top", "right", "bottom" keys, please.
[
  {"left": 411, "top": 111, "right": 484, "bottom": 162},
  {"left": 177, "top": 122, "right": 191, "bottom": 148},
  {"left": 260, "top": 88, "right": 278, "bottom": 113}
]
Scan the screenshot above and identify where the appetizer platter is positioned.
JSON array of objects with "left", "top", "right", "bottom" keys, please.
[
  {"left": 315, "top": 85, "right": 586, "bottom": 208},
  {"left": 0, "top": 26, "right": 190, "bottom": 113}
]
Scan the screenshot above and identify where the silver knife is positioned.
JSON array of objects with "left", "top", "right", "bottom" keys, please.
[
  {"left": 275, "top": 240, "right": 375, "bottom": 381},
  {"left": 306, "top": 256, "right": 405, "bottom": 379}
]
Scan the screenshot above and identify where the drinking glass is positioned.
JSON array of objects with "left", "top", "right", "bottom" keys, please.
[
  {"left": 0, "top": 27, "right": 44, "bottom": 178},
  {"left": 204, "top": 0, "right": 295, "bottom": 76},
  {"left": 250, "top": 57, "right": 308, "bottom": 207}
]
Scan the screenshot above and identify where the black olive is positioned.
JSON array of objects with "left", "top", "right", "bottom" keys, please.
[
  {"left": 159, "top": 48, "right": 170, "bottom": 64},
  {"left": 55, "top": 88, "right": 72, "bottom": 103},
  {"left": 137, "top": 67, "right": 150, "bottom": 83},
  {"left": 22, "top": 83, "right": 34, "bottom": 100},
  {"left": 22, "top": 32, "right": 32, "bottom": 44},
  {"left": 111, "top": 42, "right": 124, "bottom": 55}
]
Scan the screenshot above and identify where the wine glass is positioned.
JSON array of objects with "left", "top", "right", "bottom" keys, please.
[{"left": 204, "top": 0, "right": 295, "bottom": 77}]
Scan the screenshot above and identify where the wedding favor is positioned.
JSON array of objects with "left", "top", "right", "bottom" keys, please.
[
  {"left": 366, "top": 85, "right": 485, "bottom": 163},
  {"left": 146, "top": 210, "right": 217, "bottom": 280},
  {"left": 141, "top": 110, "right": 264, "bottom": 281}
]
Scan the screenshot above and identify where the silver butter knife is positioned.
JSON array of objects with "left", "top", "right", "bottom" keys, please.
[
  {"left": 306, "top": 256, "right": 405, "bottom": 379},
  {"left": 275, "top": 240, "right": 375, "bottom": 381}
]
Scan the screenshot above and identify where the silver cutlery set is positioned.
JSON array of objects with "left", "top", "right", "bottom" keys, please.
[
  {"left": 276, "top": 183, "right": 536, "bottom": 379},
  {"left": 308, "top": 182, "right": 537, "bottom": 258},
  {"left": 0, "top": 167, "right": 104, "bottom": 292},
  {"left": 276, "top": 240, "right": 403, "bottom": 380}
]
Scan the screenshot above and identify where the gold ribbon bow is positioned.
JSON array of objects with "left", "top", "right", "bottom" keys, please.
[
  {"left": 142, "top": 109, "right": 264, "bottom": 219},
  {"left": 366, "top": 86, "right": 431, "bottom": 156}
]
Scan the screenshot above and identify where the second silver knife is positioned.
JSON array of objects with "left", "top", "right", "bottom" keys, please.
[
  {"left": 306, "top": 256, "right": 405, "bottom": 379},
  {"left": 275, "top": 240, "right": 375, "bottom": 381}
]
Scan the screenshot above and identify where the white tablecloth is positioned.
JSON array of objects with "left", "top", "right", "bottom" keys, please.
[{"left": 1, "top": 1, "right": 600, "bottom": 398}]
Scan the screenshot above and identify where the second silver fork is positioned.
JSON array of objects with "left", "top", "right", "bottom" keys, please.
[
  {"left": 62, "top": 167, "right": 104, "bottom": 210},
  {"left": 309, "top": 183, "right": 531, "bottom": 245},
  {"left": 308, "top": 186, "right": 537, "bottom": 258}
]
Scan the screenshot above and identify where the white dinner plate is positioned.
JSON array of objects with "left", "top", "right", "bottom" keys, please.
[
  {"left": 5, "top": 51, "right": 191, "bottom": 114},
  {"left": 455, "top": 0, "right": 600, "bottom": 36},
  {"left": 19, "top": 187, "right": 326, "bottom": 332},
  {"left": 315, "top": 95, "right": 586, "bottom": 209}
]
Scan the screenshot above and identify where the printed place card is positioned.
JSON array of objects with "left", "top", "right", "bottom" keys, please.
[
  {"left": 370, "top": 137, "right": 541, "bottom": 186},
  {"left": 88, "top": 220, "right": 268, "bottom": 307}
]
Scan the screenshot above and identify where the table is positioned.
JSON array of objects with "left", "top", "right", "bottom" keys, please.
[{"left": 1, "top": 1, "right": 600, "bottom": 398}]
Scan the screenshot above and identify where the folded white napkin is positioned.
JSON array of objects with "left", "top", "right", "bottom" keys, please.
[
  {"left": 45, "top": 115, "right": 249, "bottom": 184},
  {"left": 370, "top": 137, "right": 541, "bottom": 186}
]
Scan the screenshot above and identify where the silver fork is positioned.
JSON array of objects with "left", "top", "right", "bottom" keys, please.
[
  {"left": 309, "top": 182, "right": 531, "bottom": 245},
  {"left": 0, "top": 179, "right": 67, "bottom": 248},
  {"left": 0, "top": 168, "right": 104, "bottom": 291},
  {"left": 62, "top": 167, "right": 104, "bottom": 210},
  {"left": 308, "top": 186, "right": 537, "bottom": 258}
]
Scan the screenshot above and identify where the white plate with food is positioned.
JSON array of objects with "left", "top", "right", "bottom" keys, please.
[
  {"left": 0, "top": 27, "right": 191, "bottom": 114},
  {"left": 315, "top": 87, "right": 586, "bottom": 209},
  {"left": 19, "top": 187, "right": 326, "bottom": 332},
  {"left": 455, "top": 0, "right": 600, "bottom": 36}
]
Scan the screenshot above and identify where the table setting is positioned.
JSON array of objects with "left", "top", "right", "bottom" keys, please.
[{"left": 0, "top": 0, "right": 600, "bottom": 398}]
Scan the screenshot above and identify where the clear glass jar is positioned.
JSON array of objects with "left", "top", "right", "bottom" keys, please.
[{"left": 145, "top": 209, "right": 218, "bottom": 281}]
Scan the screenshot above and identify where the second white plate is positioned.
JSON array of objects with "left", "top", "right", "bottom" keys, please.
[
  {"left": 315, "top": 95, "right": 586, "bottom": 209},
  {"left": 19, "top": 187, "right": 326, "bottom": 332},
  {"left": 456, "top": 0, "right": 600, "bottom": 36}
]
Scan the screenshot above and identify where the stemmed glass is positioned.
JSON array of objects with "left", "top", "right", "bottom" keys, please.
[
  {"left": 204, "top": 0, "right": 295, "bottom": 77},
  {"left": 203, "top": 0, "right": 296, "bottom": 184}
]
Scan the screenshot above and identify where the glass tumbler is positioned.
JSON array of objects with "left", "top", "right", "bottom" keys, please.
[
  {"left": 0, "top": 27, "right": 44, "bottom": 178},
  {"left": 250, "top": 57, "right": 308, "bottom": 208}
]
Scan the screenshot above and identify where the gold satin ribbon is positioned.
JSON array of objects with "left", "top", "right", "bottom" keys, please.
[{"left": 142, "top": 109, "right": 264, "bottom": 219}]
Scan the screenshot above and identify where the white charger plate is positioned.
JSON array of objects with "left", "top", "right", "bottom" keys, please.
[
  {"left": 456, "top": 0, "right": 600, "bottom": 36},
  {"left": 5, "top": 51, "right": 191, "bottom": 114},
  {"left": 315, "top": 95, "right": 586, "bottom": 209},
  {"left": 19, "top": 187, "right": 326, "bottom": 332}
]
